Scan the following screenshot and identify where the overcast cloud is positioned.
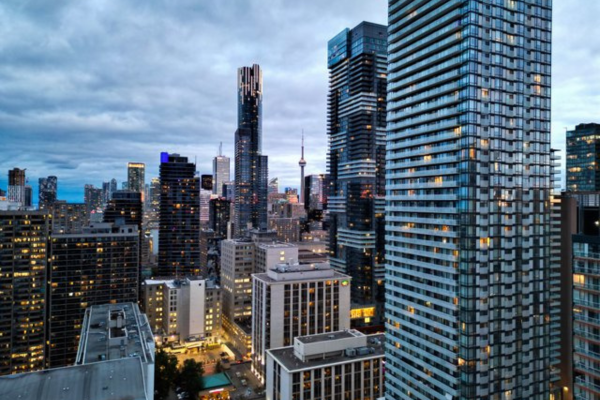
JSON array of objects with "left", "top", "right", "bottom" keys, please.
[{"left": 0, "top": 0, "right": 597, "bottom": 201}]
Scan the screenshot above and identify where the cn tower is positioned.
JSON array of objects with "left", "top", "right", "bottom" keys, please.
[{"left": 299, "top": 130, "right": 307, "bottom": 204}]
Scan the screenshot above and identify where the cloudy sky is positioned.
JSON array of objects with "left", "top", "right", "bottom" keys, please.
[{"left": 0, "top": 0, "right": 597, "bottom": 202}]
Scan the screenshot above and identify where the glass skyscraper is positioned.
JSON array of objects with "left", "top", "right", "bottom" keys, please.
[
  {"left": 327, "top": 22, "right": 387, "bottom": 326},
  {"left": 385, "top": 1, "right": 553, "bottom": 399},
  {"left": 38, "top": 175, "right": 57, "bottom": 210},
  {"left": 158, "top": 152, "right": 200, "bottom": 276},
  {"left": 235, "top": 64, "right": 268, "bottom": 236},
  {"left": 566, "top": 123, "right": 600, "bottom": 191},
  {"left": 127, "top": 162, "right": 146, "bottom": 197}
]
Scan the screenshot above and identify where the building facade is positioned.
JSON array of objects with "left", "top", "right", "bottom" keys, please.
[
  {"left": 0, "top": 211, "right": 49, "bottom": 375},
  {"left": 142, "top": 278, "right": 222, "bottom": 345},
  {"left": 213, "top": 154, "right": 231, "bottom": 196},
  {"left": 158, "top": 152, "right": 200, "bottom": 276},
  {"left": 252, "top": 262, "right": 351, "bottom": 381},
  {"left": 7, "top": 168, "right": 26, "bottom": 207},
  {"left": 47, "top": 223, "right": 139, "bottom": 368},
  {"left": 385, "top": 1, "right": 553, "bottom": 399},
  {"left": 38, "top": 176, "right": 58, "bottom": 210},
  {"left": 266, "top": 330, "right": 384, "bottom": 400},
  {"left": 127, "top": 162, "right": 146, "bottom": 196},
  {"left": 50, "top": 201, "right": 87, "bottom": 234},
  {"left": 235, "top": 64, "right": 269, "bottom": 236},
  {"left": 566, "top": 123, "right": 600, "bottom": 191},
  {"left": 83, "top": 184, "right": 103, "bottom": 218},
  {"left": 327, "top": 22, "right": 387, "bottom": 326}
]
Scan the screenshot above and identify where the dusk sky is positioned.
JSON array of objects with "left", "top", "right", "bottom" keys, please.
[{"left": 0, "top": 0, "right": 598, "bottom": 202}]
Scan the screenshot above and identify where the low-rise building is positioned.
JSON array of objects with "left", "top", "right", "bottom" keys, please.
[
  {"left": 266, "top": 330, "right": 384, "bottom": 400},
  {"left": 76, "top": 303, "right": 155, "bottom": 397},
  {"left": 142, "top": 277, "right": 222, "bottom": 345}
]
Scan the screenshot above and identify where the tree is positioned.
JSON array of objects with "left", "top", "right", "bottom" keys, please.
[
  {"left": 176, "top": 358, "right": 205, "bottom": 399},
  {"left": 154, "top": 348, "right": 178, "bottom": 400},
  {"left": 215, "top": 361, "right": 223, "bottom": 373}
]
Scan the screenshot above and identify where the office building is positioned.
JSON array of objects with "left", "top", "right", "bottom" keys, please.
[
  {"left": 200, "top": 188, "right": 211, "bottom": 227},
  {"left": 142, "top": 278, "right": 222, "bottom": 345},
  {"left": 47, "top": 223, "right": 139, "bottom": 368},
  {"left": 304, "top": 174, "right": 329, "bottom": 230},
  {"left": 327, "top": 22, "right": 387, "bottom": 326},
  {"left": 23, "top": 185, "right": 33, "bottom": 208},
  {"left": 127, "top": 162, "right": 146, "bottom": 196},
  {"left": 566, "top": 123, "right": 600, "bottom": 191},
  {"left": 269, "top": 177, "right": 279, "bottom": 195},
  {"left": 235, "top": 64, "right": 269, "bottom": 236},
  {"left": 255, "top": 242, "right": 299, "bottom": 273},
  {"left": 252, "top": 262, "right": 351, "bottom": 381},
  {"left": 209, "top": 197, "right": 231, "bottom": 238},
  {"left": 38, "top": 176, "right": 58, "bottom": 210},
  {"left": 7, "top": 168, "right": 26, "bottom": 206},
  {"left": 268, "top": 217, "right": 300, "bottom": 243},
  {"left": 220, "top": 238, "right": 255, "bottom": 356},
  {"left": 385, "top": 1, "right": 552, "bottom": 399},
  {"left": 83, "top": 184, "right": 103, "bottom": 217},
  {"left": 0, "top": 357, "right": 150, "bottom": 400},
  {"left": 266, "top": 330, "right": 384, "bottom": 400},
  {"left": 50, "top": 201, "right": 87, "bottom": 234},
  {"left": 0, "top": 211, "right": 49, "bottom": 375},
  {"left": 76, "top": 303, "right": 155, "bottom": 397},
  {"left": 222, "top": 181, "right": 234, "bottom": 201},
  {"left": 213, "top": 145, "right": 231, "bottom": 196},
  {"left": 158, "top": 152, "right": 200, "bottom": 277},
  {"left": 103, "top": 190, "right": 143, "bottom": 228}
]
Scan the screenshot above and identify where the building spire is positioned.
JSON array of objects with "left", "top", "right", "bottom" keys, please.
[{"left": 219, "top": 141, "right": 223, "bottom": 157}]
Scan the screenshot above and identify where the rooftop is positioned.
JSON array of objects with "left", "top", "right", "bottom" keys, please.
[
  {"left": 76, "top": 303, "right": 155, "bottom": 366},
  {"left": 254, "top": 262, "right": 350, "bottom": 283},
  {"left": 256, "top": 241, "right": 298, "bottom": 249},
  {"left": 0, "top": 357, "right": 148, "bottom": 400},
  {"left": 268, "top": 332, "right": 385, "bottom": 372},
  {"left": 296, "top": 329, "right": 359, "bottom": 344}
]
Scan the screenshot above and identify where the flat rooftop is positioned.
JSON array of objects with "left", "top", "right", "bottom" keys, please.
[
  {"left": 76, "top": 303, "right": 154, "bottom": 366},
  {"left": 256, "top": 241, "right": 298, "bottom": 249},
  {"left": 254, "top": 264, "right": 349, "bottom": 284},
  {"left": 0, "top": 357, "right": 148, "bottom": 400},
  {"left": 268, "top": 333, "right": 385, "bottom": 372},
  {"left": 296, "top": 329, "right": 360, "bottom": 344}
]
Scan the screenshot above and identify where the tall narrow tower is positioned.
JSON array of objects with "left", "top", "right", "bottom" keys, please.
[
  {"left": 235, "top": 64, "right": 269, "bottom": 236},
  {"left": 385, "top": 0, "right": 553, "bottom": 399},
  {"left": 298, "top": 131, "right": 307, "bottom": 204}
]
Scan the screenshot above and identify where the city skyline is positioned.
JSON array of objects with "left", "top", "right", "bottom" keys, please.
[{"left": 0, "top": 0, "right": 595, "bottom": 202}]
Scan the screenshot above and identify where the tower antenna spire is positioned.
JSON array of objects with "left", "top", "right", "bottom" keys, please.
[{"left": 219, "top": 141, "right": 223, "bottom": 157}]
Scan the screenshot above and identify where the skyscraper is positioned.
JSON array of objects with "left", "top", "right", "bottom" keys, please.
[
  {"left": 158, "top": 152, "right": 200, "bottom": 276},
  {"left": 7, "top": 168, "right": 26, "bottom": 206},
  {"left": 566, "top": 123, "right": 600, "bottom": 191},
  {"left": 235, "top": 64, "right": 269, "bottom": 236},
  {"left": 213, "top": 143, "right": 231, "bottom": 196},
  {"left": 83, "top": 184, "right": 102, "bottom": 217},
  {"left": 127, "top": 162, "right": 146, "bottom": 198},
  {"left": 327, "top": 22, "right": 387, "bottom": 326},
  {"left": 385, "top": 1, "right": 552, "bottom": 399},
  {"left": 268, "top": 177, "right": 279, "bottom": 195},
  {"left": 47, "top": 223, "right": 139, "bottom": 368},
  {"left": 209, "top": 197, "right": 231, "bottom": 238},
  {"left": 0, "top": 211, "right": 49, "bottom": 375},
  {"left": 38, "top": 176, "right": 58, "bottom": 210}
]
